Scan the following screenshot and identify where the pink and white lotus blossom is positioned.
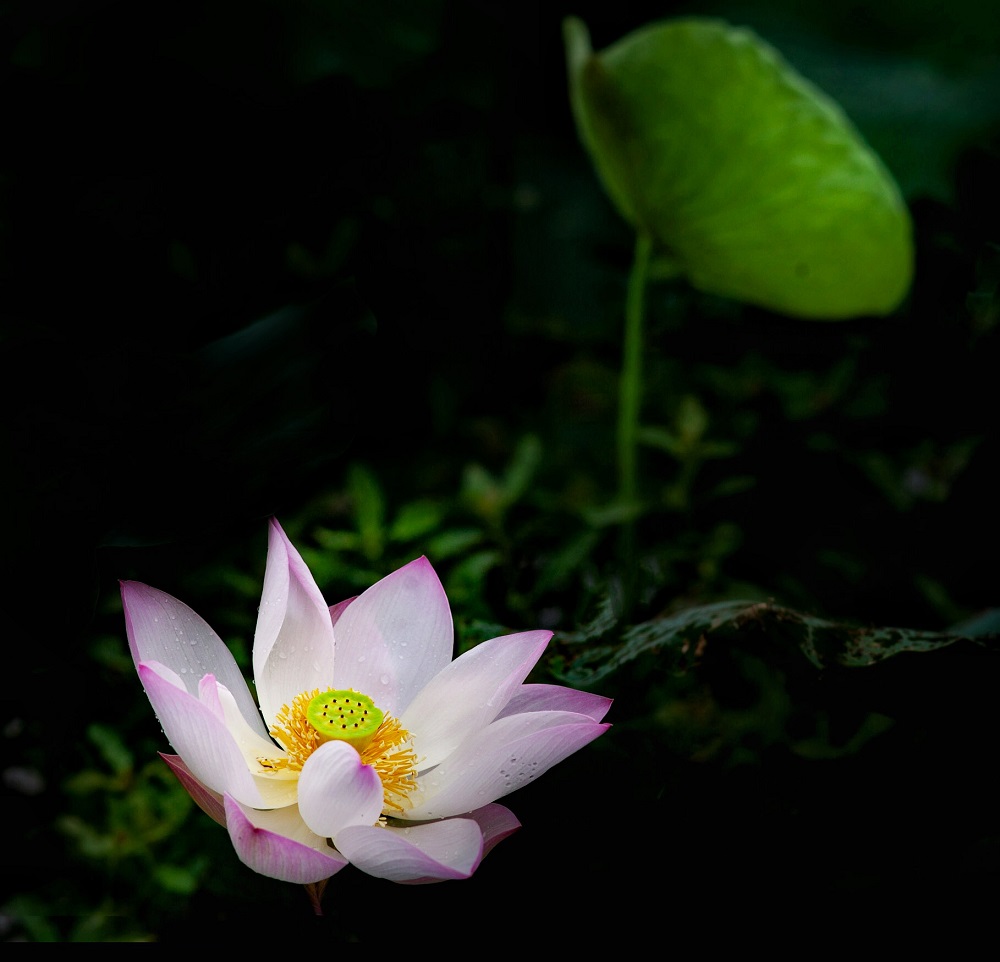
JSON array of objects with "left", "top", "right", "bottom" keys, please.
[{"left": 122, "top": 518, "right": 611, "bottom": 886}]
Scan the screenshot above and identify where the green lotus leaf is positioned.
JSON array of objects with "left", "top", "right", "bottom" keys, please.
[{"left": 564, "top": 16, "right": 914, "bottom": 319}]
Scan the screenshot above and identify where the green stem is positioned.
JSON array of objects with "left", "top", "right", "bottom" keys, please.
[{"left": 617, "top": 229, "right": 653, "bottom": 609}]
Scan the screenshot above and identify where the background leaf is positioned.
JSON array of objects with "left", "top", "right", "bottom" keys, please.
[
  {"left": 565, "top": 15, "right": 914, "bottom": 319},
  {"left": 554, "top": 597, "right": 1000, "bottom": 685}
]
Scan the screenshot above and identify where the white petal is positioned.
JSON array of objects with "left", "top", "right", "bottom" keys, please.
[
  {"left": 138, "top": 662, "right": 297, "bottom": 809},
  {"left": 224, "top": 794, "right": 349, "bottom": 884},
  {"left": 331, "top": 557, "right": 452, "bottom": 716},
  {"left": 122, "top": 581, "right": 266, "bottom": 739},
  {"left": 402, "top": 631, "right": 551, "bottom": 769},
  {"left": 297, "top": 741, "right": 384, "bottom": 838},
  {"left": 335, "top": 817, "right": 484, "bottom": 882},
  {"left": 496, "top": 683, "right": 613, "bottom": 722},
  {"left": 211, "top": 678, "right": 297, "bottom": 780},
  {"left": 402, "top": 710, "right": 610, "bottom": 819},
  {"left": 253, "top": 518, "right": 337, "bottom": 729}
]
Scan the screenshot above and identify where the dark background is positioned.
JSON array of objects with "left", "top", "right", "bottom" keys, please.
[{"left": 2, "top": 0, "right": 999, "bottom": 941}]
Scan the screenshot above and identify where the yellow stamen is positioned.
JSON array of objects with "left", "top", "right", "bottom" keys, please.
[
  {"left": 260, "top": 688, "right": 324, "bottom": 773},
  {"left": 361, "top": 714, "right": 418, "bottom": 815},
  {"left": 258, "top": 687, "right": 419, "bottom": 814}
]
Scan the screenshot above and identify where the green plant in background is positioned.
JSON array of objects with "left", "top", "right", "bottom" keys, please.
[
  {"left": 291, "top": 437, "right": 617, "bottom": 655},
  {"left": 3, "top": 721, "right": 202, "bottom": 942},
  {"left": 58, "top": 725, "right": 196, "bottom": 878},
  {"left": 563, "top": 15, "right": 914, "bottom": 610},
  {"left": 297, "top": 444, "right": 544, "bottom": 630}
]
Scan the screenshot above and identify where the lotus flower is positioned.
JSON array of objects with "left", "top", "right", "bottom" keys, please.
[{"left": 122, "top": 518, "right": 611, "bottom": 888}]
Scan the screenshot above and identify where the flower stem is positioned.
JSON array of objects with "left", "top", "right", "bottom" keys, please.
[
  {"left": 304, "top": 879, "right": 328, "bottom": 916},
  {"left": 616, "top": 229, "right": 653, "bottom": 611}
]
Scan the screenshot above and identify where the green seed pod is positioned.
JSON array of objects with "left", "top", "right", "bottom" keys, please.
[{"left": 306, "top": 689, "right": 384, "bottom": 752}]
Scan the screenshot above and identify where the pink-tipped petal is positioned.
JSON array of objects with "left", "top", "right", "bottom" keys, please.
[
  {"left": 496, "top": 683, "right": 613, "bottom": 722},
  {"left": 401, "top": 630, "right": 552, "bottom": 769},
  {"left": 403, "top": 711, "right": 611, "bottom": 820},
  {"left": 297, "top": 740, "right": 384, "bottom": 839},
  {"left": 253, "top": 518, "right": 337, "bottom": 729},
  {"left": 335, "top": 816, "right": 484, "bottom": 882},
  {"left": 331, "top": 556, "right": 453, "bottom": 716},
  {"left": 329, "top": 597, "right": 356, "bottom": 626},
  {"left": 122, "top": 581, "right": 266, "bottom": 739},
  {"left": 138, "top": 662, "right": 294, "bottom": 810},
  {"left": 224, "top": 794, "right": 349, "bottom": 884},
  {"left": 198, "top": 673, "right": 224, "bottom": 721},
  {"left": 465, "top": 803, "right": 521, "bottom": 858},
  {"left": 160, "top": 753, "right": 226, "bottom": 826}
]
